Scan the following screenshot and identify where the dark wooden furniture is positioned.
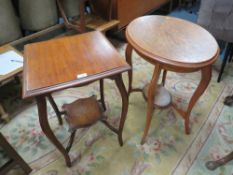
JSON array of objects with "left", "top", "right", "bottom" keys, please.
[
  {"left": 206, "top": 151, "right": 233, "bottom": 170},
  {"left": 0, "top": 132, "right": 32, "bottom": 175},
  {"left": 92, "top": 0, "right": 171, "bottom": 30},
  {"left": 56, "top": 0, "right": 119, "bottom": 33},
  {"left": 63, "top": 95, "right": 104, "bottom": 152},
  {"left": 22, "top": 31, "right": 130, "bottom": 167},
  {"left": 125, "top": 15, "right": 219, "bottom": 144},
  {"left": 224, "top": 94, "right": 233, "bottom": 106},
  {"left": 56, "top": 0, "right": 87, "bottom": 33}
]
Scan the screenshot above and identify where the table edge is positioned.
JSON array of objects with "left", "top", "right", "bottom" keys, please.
[
  {"left": 125, "top": 17, "right": 220, "bottom": 70},
  {"left": 130, "top": 43, "right": 220, "bottom": 71},
  {"left": 22, "top": 65, "right": 130, "bottom": 99}
]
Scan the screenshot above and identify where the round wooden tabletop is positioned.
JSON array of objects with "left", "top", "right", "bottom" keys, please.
[{"left": 126, "top": 15, "right": 219, "bottom": 70}]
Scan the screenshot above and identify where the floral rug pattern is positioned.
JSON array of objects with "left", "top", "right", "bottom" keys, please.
[
  {"left": 0, "top": 42, "right": 231, "bottom": 175},
  {"left": 187, "top": 102, "right": 233, "bottom": 175}
]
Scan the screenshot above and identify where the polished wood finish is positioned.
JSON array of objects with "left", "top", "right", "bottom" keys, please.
[
  {"left": 23, "top": 31, "right": 130, "bottom": 166},
  {"left": 0, "top": 132, "right": 32, "bottom": 175},
  {"left": 85, "top": 17, "right": 119, "bottom": 33},
  {"left": 36, "top": 95, "right": 72, "bottom": 166},
  {"left": 23, "top": 31, "right": 129, "bottom": 98},
  {"left": 142, "top": 64, "right": 161, "bottom": 144},
  {"left": 63, "top": 75, "right": 129, "bottom": 152},
  {"left": 62, "top": 95, "right": 103, "bottom": 130},
  {"left": 125, "top": 44, "right": 133, "bottom": 94},
  {"left": 126, "top": 16, "right": 219, "bottom": 70},
  {"left": 47, "top": 94, "right": 63, "bottom": 125},
  {"left": 93, "top": 0, "right": 170, "bottom": 29},
  {"left": 126, "top": 15, "right": 219, "bottom": 144},
  {"left": 99, "top": 79, "right": 106, "bottom": 111},
  {"left": 112, "top": 74, "right": 129, "bottom": 146},
  {"left": 62, "top": 95, "right": 103, "bottom": 153}
]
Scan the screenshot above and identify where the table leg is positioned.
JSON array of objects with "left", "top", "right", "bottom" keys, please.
[
  {"left": 125, "top": 44, "right": 133, "bottom": 94},
  {"left": 224, "top": 95, "right": 233, "bottom": 106},
  {"left": 36, "top": 96, "right": 71, "bottom": 167},
  {"left": 100, "top": 79, "right": 106, "bottom": 111},
  {"left": 141, "top": 65, "right": 161, "bottom": 144},
  {"left": 184, "top": 66, "right": 211, "bottom": 134},
  {"left": 162, "top": 70, "right": 167, "bottom": 86},
  {"left": 47, "top": 94, "right": 63, "bottom": 125},
  {"left": 205, "top": 151, "right": 233, "bottom": 170},
  {"left": 114, "top": 74, "right": 129, "bottom": 146},
  {"left": 0, "top": 132, "right": 32, "bottom": 174},
  {"left": 0, "top": 104, "right": 9, "bottom": 122}
]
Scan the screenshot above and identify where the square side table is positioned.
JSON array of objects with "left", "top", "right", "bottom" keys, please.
[{"left": 23, "top": 31, "right": 130, "bottom": 166}]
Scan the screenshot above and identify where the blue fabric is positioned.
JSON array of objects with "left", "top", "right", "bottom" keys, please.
[{"left": 169, "top": 9, "right": 197, "bottom": 23}]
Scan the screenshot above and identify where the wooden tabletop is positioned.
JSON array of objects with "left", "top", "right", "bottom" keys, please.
[
  {"left": 126, "top": 15, "right": 219, "bottom": 69},
  {"left": 0, "top": 45, "right": 23, "bottom": 83},
  {"left": 23, "top": 31, "right": 130, "bottom": 98}
]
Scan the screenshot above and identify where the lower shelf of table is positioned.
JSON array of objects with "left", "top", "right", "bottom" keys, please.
[{"left": 142, "top": 84, "right": 172, "bottom": 108}]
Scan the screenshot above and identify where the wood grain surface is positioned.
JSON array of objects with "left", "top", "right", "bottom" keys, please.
[
  {"left": 23, "top": 31, "right": 130, "bottom": 98},
  {"left": 126, "top": 15, "right": 219, "bottom": 70},
  {"left": 125, "top": 15, "right": 219, "bottom": 144}
]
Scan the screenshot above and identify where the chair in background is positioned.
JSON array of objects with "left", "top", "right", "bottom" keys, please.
[
  {"left": 56, "top": 0, "right": 86, "bottom": 32},
  {"left": 56, "top": 0, "right": 114, "bottom": 33},
  {"left": 0, "top": 132, "right": 32, "bottom": 175},
  {"left": 197, "top": 0, "right": 233, "bottom": 82}
]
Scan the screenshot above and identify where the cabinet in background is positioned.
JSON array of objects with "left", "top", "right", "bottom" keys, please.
[{"left": 93, "top": 0, "right": 170, "bottom": 30}]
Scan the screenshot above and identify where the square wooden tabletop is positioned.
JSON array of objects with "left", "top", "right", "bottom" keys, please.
[{"left": 23, "top": 31, "right": 130, "bottom": 98}]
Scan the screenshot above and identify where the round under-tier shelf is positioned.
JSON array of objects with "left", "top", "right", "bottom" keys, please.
[{"left": 142, "top": 84, "right": 172, "bottom": 108}]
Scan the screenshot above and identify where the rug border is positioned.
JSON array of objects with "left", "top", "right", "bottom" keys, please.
[{"left": 171, "top": 84, "right": 233, "bottom": 175}]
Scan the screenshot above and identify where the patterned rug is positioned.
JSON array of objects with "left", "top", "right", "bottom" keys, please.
[
  {"left": 0, "top": 42, "right": 231, "bottom": 175},
  {"left": 187, "top": 102, "right": 233, "bottom": 175},
  {"left": 180, "top": 58, "right": 233, "bottom": 175}
]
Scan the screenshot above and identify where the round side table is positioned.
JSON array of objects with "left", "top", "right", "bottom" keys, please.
[{"left": 125, "top": 15, "right": 219, "bottom": 144}]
